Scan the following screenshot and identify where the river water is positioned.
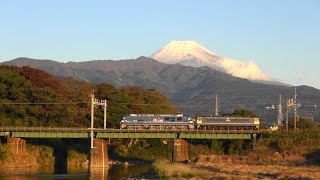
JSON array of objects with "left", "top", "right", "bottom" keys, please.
[{"left": 0, "top": 164, "right": 156, "bottom": 180}]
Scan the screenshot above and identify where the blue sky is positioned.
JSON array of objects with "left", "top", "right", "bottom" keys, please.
[{"left": 0, "top": 0, "right": 319, "bottom": 89}]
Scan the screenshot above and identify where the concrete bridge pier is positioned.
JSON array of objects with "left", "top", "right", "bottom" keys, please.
[
  {"left": 90, "top": 138, "right": 108, "bottom": 168},
  {"left": 173, "top": 139, "right": 188, "bottom": 162},
  {"left": 7, "top": 137, "right": 26, "bottom": 156}
]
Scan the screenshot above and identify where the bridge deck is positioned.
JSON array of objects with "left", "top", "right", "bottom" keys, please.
[{"left": 0, "top": 127, "right": 265, "bottom": 139}]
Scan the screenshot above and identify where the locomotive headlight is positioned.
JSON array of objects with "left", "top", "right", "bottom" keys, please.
[
  {"left": 253, "top": 118, "right": 260, "bottom": 125},
  {"left": 196, "top": 117, "right": 202, "bottom": 124}
]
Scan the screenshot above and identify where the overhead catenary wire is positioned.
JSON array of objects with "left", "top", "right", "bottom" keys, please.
[
  {"left": 13, "top": 86, "right": 320, "bottom": 101},
  {"left": 0, "top": 100, "right": 317, "bottom": 108},
  {"left": 0, "top": 102, "right": 87, "bottom": 105}
]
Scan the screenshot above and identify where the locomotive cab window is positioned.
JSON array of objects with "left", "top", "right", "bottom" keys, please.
[
  {"left": 177, "top": 117, "right": 182, "bottom": 121},
  {"left": 123, "top": 117, "right": 130, "bottom": 121}
]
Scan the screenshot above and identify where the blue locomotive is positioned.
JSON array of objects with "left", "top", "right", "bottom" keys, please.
[{"left": 120, "top": 114, "right": 194, "bottom": 129}]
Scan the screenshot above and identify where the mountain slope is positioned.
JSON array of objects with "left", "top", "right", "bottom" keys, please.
[{"left": 2, "top": 57, "right": 320, "bottom": 124}]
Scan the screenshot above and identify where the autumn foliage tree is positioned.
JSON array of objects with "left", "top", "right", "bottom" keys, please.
[
  {"left": 0, "top": 65, "right": 178, "bottom": 128},
  {"left": 94, "top": 85, "right": 178, "bottom": 128}
]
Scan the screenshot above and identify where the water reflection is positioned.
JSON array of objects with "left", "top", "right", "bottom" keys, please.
[
  {"left": 90, "top": 167, "right": 108, "bottom": 179},
  {"left": 0, "top": 164, "right": 155, "bottom": 180},
  {"left": 0, "top": 166, "right": 89, "bottom": 180},
  {"left": 91, "top": 164, "right": 155, "bottom": 179},
  {"left": 106, "top": 164, "right": 154, "bottom": 179}
]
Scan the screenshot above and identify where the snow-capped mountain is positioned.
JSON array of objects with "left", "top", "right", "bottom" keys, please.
[
  {"left": 150, "top": 40, "right": 270, "bottom": 81},
  {"left": 151, "top": 40, "right": 220, "bottom": 67}
]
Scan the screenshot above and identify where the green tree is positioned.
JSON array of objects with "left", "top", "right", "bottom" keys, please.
[{"left": 230, "top": 109, "right": 258, "bottom": 117}]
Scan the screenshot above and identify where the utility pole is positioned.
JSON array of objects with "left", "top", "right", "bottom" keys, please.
[
  {"left": 293, "top": 87, "right": 297, "bottom": 130},
  {"left": 214, "top": 95, "right": 219, "bottom": 116},
  {"left": 285, "top": 89, "right": 299, "bottom": 131},
  {"left": 286, "top": 98, "right": 289, "bottom": 132},
  {"left": 90, "top": 91, "right": 95, "bottom": 149},
  {"left": 278, "top": 95, "right": 283, "bottom": 126},
  {"left": 90, "top": 90, "right": 108, "bottom": 149},
  {"left": 104, "top": 100, "right": 107, "bottom": 129}
]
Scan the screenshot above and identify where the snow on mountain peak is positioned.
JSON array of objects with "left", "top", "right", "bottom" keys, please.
[
  {"left": 150, "top": 40, "right": 271, "bottom": 81},
  {"left": 151, "top": 40, "right": 220, "bottom": 67}
]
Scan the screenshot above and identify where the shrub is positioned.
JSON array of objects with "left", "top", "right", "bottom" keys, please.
[
  {"left": 27, "top": 145, "right": 54, "bottom": 166},
  {"left": 0, "top": 143, "right": 10, "bottom": 161},
  {"left": 67, "top": 149, "right": 88, "bottom": 166},
  {"left": 266, "top": 127, "right": 320, "bottom": 152}
]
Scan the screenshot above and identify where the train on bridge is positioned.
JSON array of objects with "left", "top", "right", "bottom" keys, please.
[{"left": 120, "top": 114, "right": 260, "bottom": 130}]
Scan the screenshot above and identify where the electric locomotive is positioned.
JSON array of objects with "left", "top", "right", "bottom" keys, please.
[
  {"left": 195, "top": 116, "right": 260, "bottom": 130},
  {"left": 120, "top": 114, "right": 194, "bottom": 129}
]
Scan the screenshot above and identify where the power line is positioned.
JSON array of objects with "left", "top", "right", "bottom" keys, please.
[
  {"left": 0, "top": 102, "right": 87, "bottom": 105},
  {"left": 0, "top": 98, "right": 318, "bottom": 112},
  {"left": 107, "top": 102, "right": 279, "bottom": 107}
]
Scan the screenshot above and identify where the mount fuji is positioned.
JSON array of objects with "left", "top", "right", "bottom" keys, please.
[
  {"left": 151, "top": 40, "right": 270, "bottom": 81},
  {"left": 151, "top": 40, "right": 220, "bottom": 67}
]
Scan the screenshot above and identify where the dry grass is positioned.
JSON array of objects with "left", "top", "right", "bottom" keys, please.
[
  {"left": 195, "top": 161, "right": 320, "bottom": 179},
  {"left": 153, "top": 158, "right": 320, "bottom": 179},
  {"left": 153, "top": 160, "right": 208, "bottom": 179},
  {"left": 157, "top": 146, "right": 320, "bottom": 179},
  {"left": 194, "top": 148, "right": 320, "bottom": 180}
]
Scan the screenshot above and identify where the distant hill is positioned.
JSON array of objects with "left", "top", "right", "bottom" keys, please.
[{"left": 3, "top": 57, "right": 320, "bottom": 124}]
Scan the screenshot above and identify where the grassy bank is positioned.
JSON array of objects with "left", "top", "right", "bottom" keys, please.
[
  {"left": 153, "top": 160, "right": 208, "bottom": 179},
  {"left": 153, "top": 145, "right": 320, "bottom": 179},
  {"left": 195, "top": 160, "right": 320, "bottom": 179},
  {"left": 0, "top": 139, "right": 90, "bottom": 168},
  {"left": 154, "top": 159, "right": 320, "bottom": 179},
  {"left": 0, "top": 143, "right": 54, "bottom": 168}
]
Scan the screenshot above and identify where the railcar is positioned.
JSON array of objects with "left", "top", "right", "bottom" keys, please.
[
  {"left": 195, "top": 116, "right": 260, "bottom": 130},
  {"left": 120, "top": 114, "right": 194, "bottom": 129}
]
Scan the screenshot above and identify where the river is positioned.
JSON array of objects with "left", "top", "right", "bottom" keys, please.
[{"left": 0, "top": 164, "right": 156, "bottom": 179}]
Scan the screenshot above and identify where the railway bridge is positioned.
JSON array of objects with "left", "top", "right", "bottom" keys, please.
[{"left": 0, "top": 127, "right": 265, "bottom": 167}]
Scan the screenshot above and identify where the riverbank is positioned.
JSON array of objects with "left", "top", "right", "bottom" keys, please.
[
  {"left": 153, "top": 144, "right": 320, "bottom": 179},
  {"left": 0, "top": 144, "right": 54, "bottom": 168},
  {"left": 195, "top": 160, "right": 320, "bottom": 179},
  {"left": 153, "top": 154, "right": 320, "bottom": 179}
]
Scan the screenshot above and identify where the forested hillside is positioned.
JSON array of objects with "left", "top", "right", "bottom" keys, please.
[
  {"left": 0, "top": 65, "right": 177, "bottom": 127},
  {"left": 3, "top": 57, "right": 320, "bottom": 124}
]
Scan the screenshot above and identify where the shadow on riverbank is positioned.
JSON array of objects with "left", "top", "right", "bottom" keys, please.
[{"left": 305, "top": 149, "right": 320, "bottom": 165}]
